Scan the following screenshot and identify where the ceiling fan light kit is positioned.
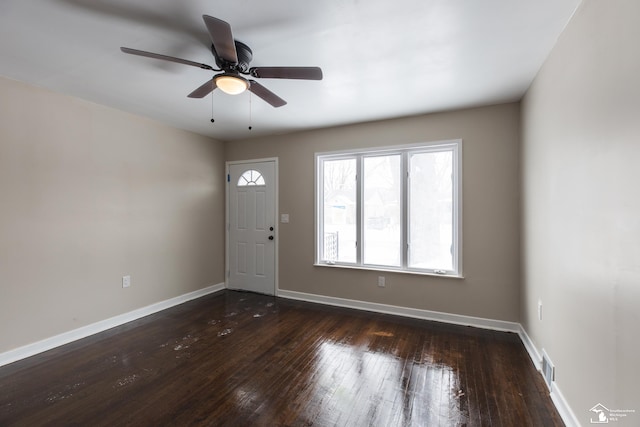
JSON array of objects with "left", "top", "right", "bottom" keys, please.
[
  {"left": 121, "top": 14, "right": 322, "bottom": 110},
  {"left": 215, "top": 74, "right": 249, "bottom": 95}
]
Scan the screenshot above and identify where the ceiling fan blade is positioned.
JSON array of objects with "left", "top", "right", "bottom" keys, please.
[
  {"left": 248, "top": 80, "right": 286, "bottom": 108},
  {"left": 120, "top": 47, "right": 214, "bottom": 71},
  {"left": 202, "top": 15, "right": 238, "bottom": 64},
  {"left": 250, "top": 66, "right": 323, "bottom": 80},
  {"left": 187, "top": 79, "right": 217, "bottom": 98}
]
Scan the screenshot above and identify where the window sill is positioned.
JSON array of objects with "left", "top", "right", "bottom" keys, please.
[{"left": 313, "top": 263, "right": 464, "bottom": 279}]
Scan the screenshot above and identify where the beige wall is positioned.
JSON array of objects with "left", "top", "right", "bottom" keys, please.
[
  {"left": 226, "top": 103, "right": 521, "bottom": 321},
  {"left": 521, "top": 0, "right": 640, "bottom": 422},
  {"left": 0, "top": 76, "right": 225, "bottom": 353}
]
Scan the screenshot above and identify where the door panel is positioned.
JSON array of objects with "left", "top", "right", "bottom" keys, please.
[{"left": 228, "top": 161, "right": 276, "bottom": 295}]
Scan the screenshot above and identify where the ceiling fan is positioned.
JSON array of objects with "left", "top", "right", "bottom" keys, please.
[{"left": 121, "top": 15, "right": 323, "bottom": 108}]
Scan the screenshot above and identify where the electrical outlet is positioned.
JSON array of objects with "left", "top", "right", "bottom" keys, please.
[
  {"left": 538, "top": 300, "right": 543, "bottom": 321},
  {"left": 122, "top": 275, "right": 131, "bottom": 288},
  {"left": 377, "top": 276, "right": 385, "bottom": 288}
]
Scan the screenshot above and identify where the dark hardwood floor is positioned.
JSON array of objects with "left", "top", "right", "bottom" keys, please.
[{"left": 0, "top": 290, "right": 563, "bottom": 426}]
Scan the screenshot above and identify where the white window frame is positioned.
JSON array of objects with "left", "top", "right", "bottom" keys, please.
[{"left": 314, "top": 139, "right": 463, "bottom": 278}]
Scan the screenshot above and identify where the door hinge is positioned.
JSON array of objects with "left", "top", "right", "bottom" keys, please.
[{"left": 227, "top": 173, "right": 230, "bottom": 182}]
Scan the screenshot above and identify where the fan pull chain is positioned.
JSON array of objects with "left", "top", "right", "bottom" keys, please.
[
  {"left": 210, "top": 81, "right": 215, "bottom": 123},
  {"left": 248, "top": 91, "right": 253, "bottom": 131}
]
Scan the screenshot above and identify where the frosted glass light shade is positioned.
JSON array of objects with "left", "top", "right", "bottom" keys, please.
[{"left": 215, "top": 74, "right": 249, "bottom": 95}]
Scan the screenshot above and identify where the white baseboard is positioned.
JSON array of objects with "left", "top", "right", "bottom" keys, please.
[
  {"left": 517, "top": 327, "right": 580, "bottom": 426},
  {"left": 277, "top": 289, "right": 521, "bottom": 333},
  {"left": 517, "top": 325, "right": 542, "bottom": 371},
  {"left": 550, "top": 381, "right": 581, "bottom": 427},
  {"left": 0, "top": 283, "right": 225, "bottom": 367}
]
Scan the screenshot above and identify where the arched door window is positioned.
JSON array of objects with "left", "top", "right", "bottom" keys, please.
[{"left": 237, "top": 169, "right": 265, "bottom": 186}]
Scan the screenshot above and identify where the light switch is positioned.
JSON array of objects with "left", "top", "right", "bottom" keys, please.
[{"left": 280, "top": 214, "right": 290, "bottom": 223}]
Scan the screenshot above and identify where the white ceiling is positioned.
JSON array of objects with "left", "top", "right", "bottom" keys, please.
[{"left": 0, "top": 0, "right": 580, "bottom": 141}]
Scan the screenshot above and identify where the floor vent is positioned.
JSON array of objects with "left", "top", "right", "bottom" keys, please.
[{"left": 541, "top": 349, "right": 555, "bottom": 389}]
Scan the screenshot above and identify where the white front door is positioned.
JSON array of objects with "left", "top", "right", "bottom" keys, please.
[{"left": 227, "top": 160, "right": 276, "bottom": 295}]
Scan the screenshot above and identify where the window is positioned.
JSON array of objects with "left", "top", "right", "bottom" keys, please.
[
  {"left": 315, "top": 140, "right": 461, "bottom": 276},
  {"left": 237, "top": 169, "right": 265, "bottom": 186}
]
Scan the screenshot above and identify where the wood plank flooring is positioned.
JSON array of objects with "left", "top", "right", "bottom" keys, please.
[{"left": 0, "top": 290, "right": 563, "bottom": 426}]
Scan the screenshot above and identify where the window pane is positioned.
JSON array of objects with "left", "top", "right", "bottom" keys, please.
[
  {"left": 237, "top": 169, "right": 265, "bottom": 186},
  {"left": 409, "top": 151, "right": 453, "bottom": 270},
  {"left": 363, "top": 155, "right": 401, "bottom": 266},
  {"left": 323, "top": 158, "right": 357, "bottom": 263}
]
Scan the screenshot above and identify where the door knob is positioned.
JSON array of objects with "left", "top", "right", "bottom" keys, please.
[
  {"left": 269, "top": 226, "right": 274, "bottom": 231},
  {"left": 268, "top": 235, "right": 274, "bottom": 240}
]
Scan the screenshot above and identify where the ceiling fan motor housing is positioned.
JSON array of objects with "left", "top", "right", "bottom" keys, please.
[{"left": 212, "top": 40, "right": 253, "bottom": 73}]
